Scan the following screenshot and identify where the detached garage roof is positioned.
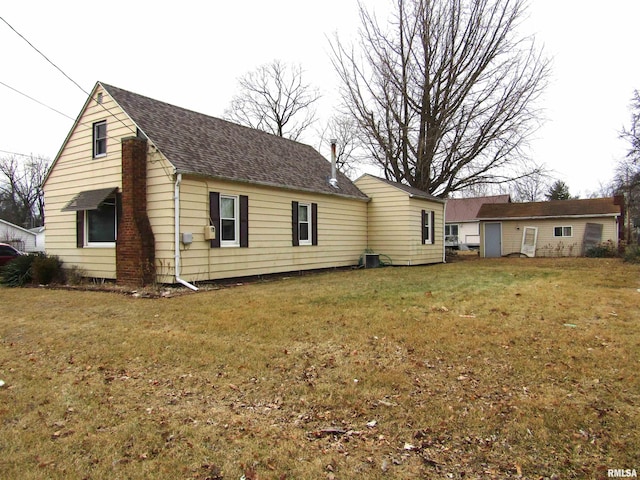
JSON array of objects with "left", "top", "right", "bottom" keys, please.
[{"left": 477, "top": 197, "right": 622, "bottom": 220}]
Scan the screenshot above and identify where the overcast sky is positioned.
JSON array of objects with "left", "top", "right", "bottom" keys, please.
[{"left": 1, "top": 0, "right": 639, "bottom": 197}]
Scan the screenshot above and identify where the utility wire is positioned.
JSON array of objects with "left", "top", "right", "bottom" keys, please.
[
  {"left": 0, "top": 80, "right": 76, "bottom": 121},
  {"left": 0, "top": 15, "right": 136, "bottom": 137},
  {"left": 0, "top": 15, "right": 90, "bottom": 97}
]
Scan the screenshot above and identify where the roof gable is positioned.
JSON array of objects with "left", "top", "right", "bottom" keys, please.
[
  {"left": 100, "top": 83, "right": 367, "bottom": 200},
  {"left": 357, "top": 174, "right": 445, "bottom": 203},
  {"left": 477, "top": 198, "right": 621, "bottom": 219},
  {"left": 446, "top": 195, "right": 511, "bottom": 222}
]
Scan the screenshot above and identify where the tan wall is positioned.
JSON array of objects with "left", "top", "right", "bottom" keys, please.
[
  {"left": 480, "top": 217, "right": 619, "bottom": 257},
  {"left": 44, "top": 84, "right": 368, "bottom": 283},
  {"left": 45, "top": 85, "right": 127, "bottom": 278},
  {"left": 354, "top": 175, "right": 444, "bottom": 266},
  {"left": 171, "top": 177, "right": 368, "bottom": 282}
]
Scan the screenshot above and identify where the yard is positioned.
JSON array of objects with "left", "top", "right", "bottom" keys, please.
[{"left": 0, "top": 257, "right": 638, "bottom": 479}]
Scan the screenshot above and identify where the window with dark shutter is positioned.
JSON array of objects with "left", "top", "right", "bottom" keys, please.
[
  {"left": 209, "top": 192, "right": 221, "bottom": 248},
  {"left": 240, "top": 195, "right": 249, "bottom": 248},
  {"left": 292, "top": 201, "right": 299, "bottom": 246}
]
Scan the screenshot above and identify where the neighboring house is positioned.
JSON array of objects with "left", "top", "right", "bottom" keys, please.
[
  {"left": 43, "top": 82, "right": 445, "bottom": 287},
  {"left": 444, "top": 195, "right": 511, "bottom": 249},
  {"left": 476, "top": 198, "right": 623, "bottom": 258},
  {"left": 29, "top": 226, "right": 46, "bottom": 252},
  {"left": 0, "top": 218, "right": 38, "bottom": 252},
  {"left": 354, "top": 175, "right": 446, "bottom": 266}
]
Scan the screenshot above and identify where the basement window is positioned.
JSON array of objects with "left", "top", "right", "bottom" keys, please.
[{"left": 553, "top": 226, "right": 572, "bottom": 237}]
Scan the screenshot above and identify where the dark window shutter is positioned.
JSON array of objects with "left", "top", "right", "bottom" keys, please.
[
  {"left": 209, "top": 192, "right": 221, "bottom": 248},
  {"left": 430, "top": 210, "right": 435, "bottom": 244},
  {"left": 115, "top": 191, "right": 122, "bottom": 242},
  {"left": 76, "top": 211, "right": 84, "bottom": 248},
  {"left": 311, "top": 202, "right": 318, "bottom": 246},
  {"left": 421, "top": 210, "right": 427, "bottom": 244},
  {"left": 292, "top": 201, "right": 299, "bottom": 246},
  {"left": 240, "top": 195, "right": 249, "bottom": 248}
]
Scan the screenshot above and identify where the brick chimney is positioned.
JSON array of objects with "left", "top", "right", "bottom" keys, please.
[{"left": 116, "top": 137, "right": 155, "bottom": 286}]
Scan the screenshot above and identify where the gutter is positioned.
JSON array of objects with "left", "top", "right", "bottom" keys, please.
[{"left": 174, "top": 173, "right": 199, "bottom": 291}]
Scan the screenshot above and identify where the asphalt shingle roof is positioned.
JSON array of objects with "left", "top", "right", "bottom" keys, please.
[
  {"left": 101, "top": 83, "right": 368, "bottom": 200},
  {"left": 476, "top": 198, "right": 621, "bottom": 219},
  {"left": 445, "top": 195, "right": 511, "bottom": 222}
]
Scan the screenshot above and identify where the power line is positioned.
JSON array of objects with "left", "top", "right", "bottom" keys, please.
[
  {"left": 0, "top": 15, "right": 89, "bottom": 97},
  {"left": 0, "top": 80, "right": 76, "bottom": 121},
  {"left": 0, "top": 16, "right": 137, "bottom": 137}
]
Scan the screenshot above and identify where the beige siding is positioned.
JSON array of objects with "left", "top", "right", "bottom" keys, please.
[
  {"left": 44, "top": 85, "right": 128, "bottom": 278},
  {"left": 354, "top": 175, "right": 444, "bottom": 266},
  {"left": 172, "top": 177, "right": 368, "bottom": 282},
  {"left": 481, "top": 217, "right": 619, "bottom": 257}
]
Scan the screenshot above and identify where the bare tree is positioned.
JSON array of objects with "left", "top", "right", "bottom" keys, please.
[
  {"left": 508, "top": 165, "right": 550, "bottom": 202},
  {"left": 224, "top": 60, "right": 320, "bottom": 141},
  {"left": 330, "top": 0, "right": 550, "bottom": 197},
  {"left": 620, "top": 90, "right": 640, "bottom": 164},
  {"left": 316, "top": 115, "right": 363, "bottom": 178},
  {"left": 0, "top": 154, "right": 49, "bottom": 227},
  {"left": 615, "top": 90, "right": 640, "bottom": 242}
]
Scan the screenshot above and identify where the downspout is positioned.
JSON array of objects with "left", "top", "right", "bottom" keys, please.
[
  {"left": 442, "top": 199, "right": 448, "bottom": 263},
  {"left": 174, "top": 173, "right": 199, "bottom": 291}
]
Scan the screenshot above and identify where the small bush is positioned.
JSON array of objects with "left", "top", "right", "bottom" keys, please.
[
  {"left": 623, "top": 244, "right": 640, "bottom": 264},
  {"left": 0, "top": 254, "right": 36, "bottom": 287},
  {"left": 585, "top": 240, "right": 618, "bottom": 258},
  {"left": 32, "top": 255, "right": 64, "bottom": 285}
]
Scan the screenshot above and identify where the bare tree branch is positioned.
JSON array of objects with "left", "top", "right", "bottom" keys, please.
[
  {"left": 224, "top": 60, "right": 320, "bottom": 141},
  {"left": 330, "top": 0, "right": 550, "bottom": 197}
]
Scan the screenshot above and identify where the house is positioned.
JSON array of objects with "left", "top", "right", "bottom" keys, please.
[
  {"left": 29, "top": 226, "right": 46, "bottom": 252},
  {"left": 476, "top": 198, "right": 623, "bottom": 258},
  {"left": 354, "top": 174, "right": 446, "bottom": 266},
  {"left": 43, "top": 82, "right": 445, "bottom": 287},
  {"left": 0, "top": 218, "right": 38, "bottom": 252},
  {"left": 444, "top": 195, "right": 511, "bottom": 249}
]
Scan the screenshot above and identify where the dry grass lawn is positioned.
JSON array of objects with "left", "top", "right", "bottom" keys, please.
[{"left": 0, "top": 257, "right": 638, "bottom": 479}]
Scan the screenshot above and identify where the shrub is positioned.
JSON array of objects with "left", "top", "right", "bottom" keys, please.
[
  {"left": 32, "top": 255, "right": 64, "bottom": 285},
  {"left": 0, "top": 254, "right": 36, "bottom": 287},
  {"left": 623, "top": 243, "right": 640, "bottom": 264},
  {"left": 585, "top": 240, "right": 618, "bottom": 258}
]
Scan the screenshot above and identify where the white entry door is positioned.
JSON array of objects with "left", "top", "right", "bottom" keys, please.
[{"left": 520, "top": 226, "right": 538, "bottom": 257}]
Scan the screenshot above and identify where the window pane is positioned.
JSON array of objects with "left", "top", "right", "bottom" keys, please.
[
  {"left": 452, "top": 225, "right": 459, "bottom": 235},
  {"left": 299, "top": 222, "right": 309, "bottom": 241},
  {"left": 88, "top": 202, "right": 116, "bottom": 242},
  {"left": 221, "top": 197, "right": 235, "bottom": 218},
  {"left": 554, "top": 227, "right": 562, "bottom": 237},
  {"left": 563, "top": 227, "right": 572, "bottom": 236},
  {"left": 94, "top": 121, "right": 107, "bottom": 156},
  {"left": 298, "top": 204, "right": 308, "bottom": 222},
  {"left": 222, "top": 219, "right": 235, "bottom": 241}
]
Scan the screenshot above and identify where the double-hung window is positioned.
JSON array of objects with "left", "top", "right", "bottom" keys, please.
[
  {"left": 553, "top": 226, "right": 572, "bottom": 237},
  {"left": 93, "top": 120, "right": 107, "bottom": 158},
  {"left": 298, "top": 203, "right": 311, "bottom": 245},
  {"left": 209, "top": 192, "right": 249, "bottom": 248},
  {"left": 292, "top": 201, "right": 317, "bottom": 246},
  {"left": 422, "top": 210, "right": 435, "bottom": 244},
  {"left": 220, "top": 195, "right": 239, "bottom": 246}
]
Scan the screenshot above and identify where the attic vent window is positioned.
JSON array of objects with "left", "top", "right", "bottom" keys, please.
[{"left": 96, "top": 92, "right": 103, "bottom": 104}]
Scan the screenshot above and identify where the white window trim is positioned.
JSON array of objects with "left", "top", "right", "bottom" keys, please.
[
  {"left": 298, "top": 203, "right": 312, "bottom": 246},
  {"left": 553, "top": 225, "right": 573, "bottom": 238},
  {"left": 220, "top": 194, "right": 239, "bottom": 247},
  {"left": 84, "top": 205, "right": 117, "bottom": 248},
  {"left": 424, "top": 211, "right": 433, "bottom": 245},
  {"left": 93, "top": 120, "right": 107, "bottom": 158}
]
